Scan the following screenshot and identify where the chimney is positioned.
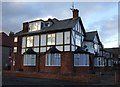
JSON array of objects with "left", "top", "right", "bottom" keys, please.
[
  {"left": 23, "top": 22, "right": 29, "bottom": 33},
  {"left": 73, "top": 9, "right": 79, "bottom": 18}
]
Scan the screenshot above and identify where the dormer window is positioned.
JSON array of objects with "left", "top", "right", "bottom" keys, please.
[{"left": 29, "top": 21, "right": 41, "bottom": 32}]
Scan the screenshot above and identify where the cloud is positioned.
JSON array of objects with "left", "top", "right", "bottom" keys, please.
[{"left": 87, "top": 15, "right": 118, "bottom": 48}]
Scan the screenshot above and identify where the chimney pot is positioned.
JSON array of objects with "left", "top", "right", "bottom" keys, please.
[{"left": 73, "top": 9, "right": 79, "bottom": 18}]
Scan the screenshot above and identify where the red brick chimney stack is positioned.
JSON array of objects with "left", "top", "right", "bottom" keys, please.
[
  {"left": 73, "top": 9, "right": 79, "bottom": 18},
  {"left": 23, "top": 22, "right": 29, "bottom": 33}
]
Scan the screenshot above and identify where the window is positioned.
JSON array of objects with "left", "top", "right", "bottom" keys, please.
[
  {"left": 34, "top": 35, "right": 39, "bottom": 46},
  {"left": 29, "top": 21, "right": 41, "bottom": 32},
  {"left": 74, "top": 54, "right": 89, "bottom": 66},
  {"left": 94, "top": 57, "right": 104, "bottom": 67},
  {"left": 14, "top": 47, "right": 17, "bottom": 53},
  {"left": 27, "top": 36, "right": 33, "bottom": 47},
  {"left": 46, "top": 53, "right": 61, "bottom": 66},
  {"left": 41, "top": 34, "right": 46, "bottom": 46},
  {"left": 22, "top": 37, "right": 26, "bottom": 48},
  {"left": 75, "top": 34, "right": 81, "bottom": 46},
  {"left": 14, "top": 37, "right": 18, "bottom": 42},
  {"left": 23, "top": 54, "right": 36, "bottom": 66},
  {"left": 47, "top": 34, "right": 55, "bottom": 45},
  {"left": 64, "top": 31, "right": 70, "bottom": 44},
  {"left": 56, "top": 32, "right": 63, "bottom": 45}
]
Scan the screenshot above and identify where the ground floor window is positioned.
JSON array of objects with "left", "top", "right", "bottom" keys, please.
[
  {"left": 94, "top": 57, "right": 104, "bottom": 67},
  {"left": 74, "top": 54, "right": 89, "bottom": 66},
  {"left": 23, "top": 54, "right": 36, "bottom": 66},
  {"left": 46, "top": 53, "right": 61, "bottom": 66}
]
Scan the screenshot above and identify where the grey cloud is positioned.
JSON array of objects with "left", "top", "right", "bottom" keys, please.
[{"left": 87, "top": 15, "right": 118, "bottom": 46}]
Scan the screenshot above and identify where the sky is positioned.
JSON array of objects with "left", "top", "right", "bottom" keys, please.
[{"left": 1, "top": 1, "right": 119, "bottom": 48}]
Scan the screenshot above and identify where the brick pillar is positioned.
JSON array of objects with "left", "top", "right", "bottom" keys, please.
[{"left": 60, "top": 52, "right": 73, "bottom": 74}]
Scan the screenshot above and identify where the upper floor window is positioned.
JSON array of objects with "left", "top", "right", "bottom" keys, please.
[
  {"left": 47, "top": 34, "right": 55, "bottom": 45},
  {"left": 14, "top": 37, "right": 18, "bottom": 42},
  {"left": 75, "top": 34, "right": 81, "bottom": 46},
  {"left": 34, "top": 35, "right": 39, "bottom": 46},
  {"left": 64, "top": 31, "right": 70, "bottom": 44},
  {"left": 13, "top": 47, "right": 17, "bottom": 53},
  {"left": 27, "top": 36, "right": 33, "bottom": 47},
  {"left": 29, "top": 21, "right": 41, "bottom": 32},
  {"left": 22, "top": 37, "right": 26, "bottom": 48}
]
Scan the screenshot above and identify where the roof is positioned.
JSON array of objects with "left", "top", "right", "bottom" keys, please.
[
  {"left": 24, "top": 47, "right": 37, "bottom": 54},
  {"left": 84, "top": 31, "right": 97, "bottom": 41},
  {"left": 73, "top": 46, "right": 90, "bottom": 54},
  {"left": 14, "top": 17, "right": 86, "bottom": 36},
  {"left": 0, "top": 32, "right": 13, "bottom": 47},
  {"left": 46, "top": 46, "right": 61, "bottom": 53},
  {"left": 84, "top": 31, "right": 101, "bottom": 44}
]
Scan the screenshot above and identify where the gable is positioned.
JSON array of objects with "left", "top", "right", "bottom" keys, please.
[{"left": 94, "top": 35, "right": 98, "bottom": 44}]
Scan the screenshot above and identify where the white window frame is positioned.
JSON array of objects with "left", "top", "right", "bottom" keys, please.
[
  {"left": 74, "top": 54, "right": 89, "bottom": 66},
  {"left": 46, "top": 53, "right": 61, "bottom": 66}
]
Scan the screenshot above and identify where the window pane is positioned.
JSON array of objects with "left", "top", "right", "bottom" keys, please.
[
  {"left": 41, "top": 34, "right": 46, "bottom": 46},
  {"left": 14, "top": 47, "right": 17, "bottom": 53},
  {"left": 40, "top": 47, "right": 46, "bottom": 52},
  {"left": 64, "top": 31, "right": 70, "bottom": 44},
  {"left": 34, "top": 48, "right": 39, "bottom": 52},
  {"left": 21, "top": 49, "right": 25, "bottom": 54},
  {"left": 14, "top": 37, "right": 18, "bottom": 42},
  {"left": 34, "top": 35, "right": 39, "bottom": 46},
  {"left": 23, "top": 54, "right": 36, "bottom": 66},
  {"left": 56, "top": 46, "right": 63, "bottom": 51},
  {"left": 56, "top": 32, "right": 63, "bottom": 45},
  {"left": 27, "top": 36, "right": 33, "bottom": 47},
  {"left": 46, "top": 54, "right": 60, "bottom": 66},
  {"left": 22, "top": 37, "right": 26, "bottom": 48},
  {"left": 64, "top": 45, "right": 70, "bottom": 51},
  {"left": 47, "top": 34, "right": 55, "bottom": 45},
  {"left": 74, "top": 54, "right": 89, "bottom": 66}
]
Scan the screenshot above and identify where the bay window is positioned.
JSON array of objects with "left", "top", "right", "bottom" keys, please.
[
  {"left": 74, "top": 54, "right": 89, "bottom": 66},
  {"left": 22, "top": 37, "right": 26, "bottom": 48},
  {"left": 46, "top": 53, "right": 61, "bottom": 66},
  {"left": 23, "top": 54, "right": 36, "bottom": 66}
]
